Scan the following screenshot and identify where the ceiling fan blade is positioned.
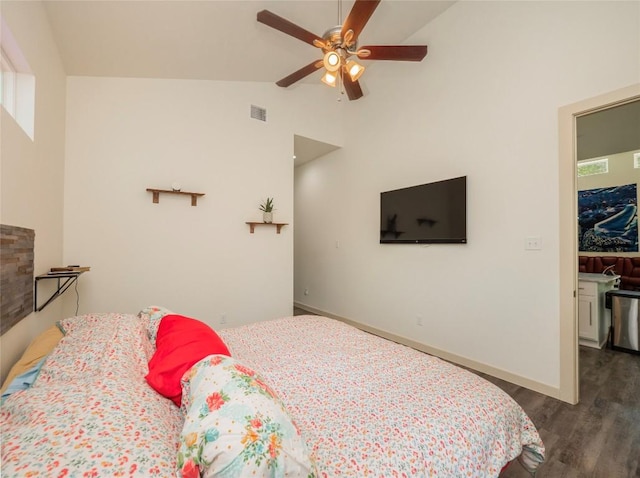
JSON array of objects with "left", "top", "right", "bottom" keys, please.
[
  {"left": 276, "top": 61, "right": 323, "bottom": 88},
  {"left": 341, "top": 0, "right": 381, "bottom": 41},
  {"left": 257, "top": 10, "right": 324, "bottom": 47},
  {"left": 358, "top": 45, "right": 428, "bottom": 61},
  {"left": 343, "top": 76, "right": 364, "bottom": 101}
]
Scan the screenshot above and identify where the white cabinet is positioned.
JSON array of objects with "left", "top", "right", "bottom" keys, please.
[
  {"left": 578, "top": 282, "right": 598, "bottom": 344},
  {"left": 577, "top": 274, "right": 619, "bottom": 348}
]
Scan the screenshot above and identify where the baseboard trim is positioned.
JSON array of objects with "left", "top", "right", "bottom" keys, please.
[{"left": 294, "top": 302, "right": 561, "bottom": 400}]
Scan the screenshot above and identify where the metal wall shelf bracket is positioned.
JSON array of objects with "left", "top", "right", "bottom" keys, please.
[{"left": 34, "top": 272, "right": 84, "bottom": 312}]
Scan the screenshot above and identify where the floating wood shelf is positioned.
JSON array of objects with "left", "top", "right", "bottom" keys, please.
[
  {"left": 146, "top": 188, "right": 205, "bottom": 206},
  {"left": 246, "top": 222, "right": 288, "bottom": 234}
]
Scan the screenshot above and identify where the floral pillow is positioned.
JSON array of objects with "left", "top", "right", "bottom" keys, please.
[
  {"left": 177, "top": 355, "right": 315, "bottom": 478},
  {"left": 137, "top": 305, "right": 173, "bottom": 344}
]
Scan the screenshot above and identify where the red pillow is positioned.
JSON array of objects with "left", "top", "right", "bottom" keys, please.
[{"left": 145, "top": 314, "right": 231, "bottom": 406}]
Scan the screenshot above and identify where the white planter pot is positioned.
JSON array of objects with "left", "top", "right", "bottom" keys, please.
[{"left": 263, "top": 212, "right": 273, "bottom": 223}]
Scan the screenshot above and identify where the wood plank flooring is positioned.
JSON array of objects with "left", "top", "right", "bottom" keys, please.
[
  {"left": 491, "top": 346, "right": 640, "bottom": 478},
  {"left": 292, "top": 307, "right": 640, "bottom": 477}
]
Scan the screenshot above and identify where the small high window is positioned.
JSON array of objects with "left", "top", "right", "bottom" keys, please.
[
  {"left": 1, "top": 48, "right": 17, "bottom": 115},
  {"left": 577, "top": 158, "right": 608, "bottom": 177},
  {"left": 0, "top": 17, "right": 35, "bottom": 140}
]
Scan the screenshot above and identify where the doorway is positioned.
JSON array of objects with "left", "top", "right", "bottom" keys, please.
[
  {"left": 558, "top": 84, "right": 640, "bottom": 404},
  {"left": 293, "top": 134, "right": 341, "bottom": 311}
]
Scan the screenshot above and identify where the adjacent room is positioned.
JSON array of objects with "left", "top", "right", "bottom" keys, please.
[{"left": 1, "top": 0, "right": 639, "bottom": 476}]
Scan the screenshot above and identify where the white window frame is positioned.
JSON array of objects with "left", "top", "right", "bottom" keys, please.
[
  {"left": 0, "top": 16, "right": 35, "bottom": 140},
  {"left": 1, "top": 47, "right": 17, "bottom": 116}
]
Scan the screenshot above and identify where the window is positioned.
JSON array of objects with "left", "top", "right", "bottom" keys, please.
[
  {"left": 1, "top": 48, "right": 17, "bottom": 116},
  {"left": 0, "top": 16, "right": 35, "bottom": 140},
  {"left": 577, "top": 158, "right": 608, "bottom": 177}
]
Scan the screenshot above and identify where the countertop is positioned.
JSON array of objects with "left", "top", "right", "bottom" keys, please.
[{"left": 578, "top": 272, "right": 621, "bottom": 284}]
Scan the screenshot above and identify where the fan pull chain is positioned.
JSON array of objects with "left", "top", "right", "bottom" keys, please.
[{"left": 337, "top": 0, "right": 343, "bottom": 102}]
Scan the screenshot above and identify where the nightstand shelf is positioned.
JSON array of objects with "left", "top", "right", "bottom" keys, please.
[{"left": 34, "top": 271, "right": 87, "bottom": 312}]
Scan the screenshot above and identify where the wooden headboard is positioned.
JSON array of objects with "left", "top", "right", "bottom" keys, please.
[{"left": 1, "top": 224, "right": 35, "bottom": 335}]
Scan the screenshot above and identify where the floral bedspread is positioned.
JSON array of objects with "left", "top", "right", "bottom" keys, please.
[
  {"left": 1, "top": 313, "right": 544, "bottom": 477},
  {"left": 0, "top": 313, "right": 183, "bottom": 477},
  {"left": 218, "top": 315, "right": 545, "bottom": 477}
]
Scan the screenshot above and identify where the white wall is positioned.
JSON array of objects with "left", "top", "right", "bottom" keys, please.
[
  {"left": 0, "top": 1, "right": 67, "bottom": 382},
  {"left": 294, "top": 1, "right": 640, "bottom": 394},
  {"left": 62, "top": 77, "right": 342, "bottom": 328}
]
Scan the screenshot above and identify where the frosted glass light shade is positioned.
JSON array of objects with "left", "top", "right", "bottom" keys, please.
[{"left": 321, "top": 71, "right": 337, "bottom": 87}]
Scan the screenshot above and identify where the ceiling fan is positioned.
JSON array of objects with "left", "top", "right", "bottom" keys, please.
[{"left": 257, "top": 0, "right": 428, "bottom": 101}]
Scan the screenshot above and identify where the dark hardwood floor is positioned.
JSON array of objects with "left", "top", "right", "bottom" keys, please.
[
  {"left": 292, "top": 307, "right": 640, "bottom": 477},
  {"left": 489, "top": 346, "right": 640, "bottom": 478}
]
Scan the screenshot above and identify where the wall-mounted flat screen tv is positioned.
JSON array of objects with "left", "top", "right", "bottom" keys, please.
[{"left": 380, "top": 176, "right": 467, "bottom": 244}]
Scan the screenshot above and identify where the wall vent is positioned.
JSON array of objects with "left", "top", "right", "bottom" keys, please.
[{"left": 250, "top": 105, "right": 267, "bottom": 122}]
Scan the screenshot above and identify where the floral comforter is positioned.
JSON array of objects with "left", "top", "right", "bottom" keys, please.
[
  {"left": 1, "top": 313, "right": 544, "bottom": 477},
  {"left": 218, "top": 315, "right": 545, "bottom": 477},
  {"left": 1, "top": 313, "right": 183, "bottom": 477}
]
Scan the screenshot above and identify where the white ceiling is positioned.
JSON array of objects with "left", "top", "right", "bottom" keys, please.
[
  {"left": 43, "top": 0, "right": 454, "bottom": 83},
  {"left": 42, "top": 0, "right": 455, "bottom": 164},
  {"left": 294, "top": 134, "right": 340, "bottom": 166},
  {"left": 576, "top": 100, "right": 640, "bottom": 161}
]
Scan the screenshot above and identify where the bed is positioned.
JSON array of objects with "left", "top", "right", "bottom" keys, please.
[{"left": 1, "top": 308, "right": 544, "bottom": 477}]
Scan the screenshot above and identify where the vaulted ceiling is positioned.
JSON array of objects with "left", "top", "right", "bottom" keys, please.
[
  {"left": 43, "top": 1, "right": 455, "bottom": 84},
  {"left": 40, "top": 1, "right": 637, "bottom": 165},
  {"left": 41, "top": 1, "right": 455, "bottom": 165}
]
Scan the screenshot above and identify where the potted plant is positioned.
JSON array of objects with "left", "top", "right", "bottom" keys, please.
[{"left": 259, "top": 197, "right": 274, "bottom": 223}]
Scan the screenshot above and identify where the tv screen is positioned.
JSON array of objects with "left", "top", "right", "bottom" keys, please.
[{"left": 380, "top": 176, "right": 467, "bottom": 244}]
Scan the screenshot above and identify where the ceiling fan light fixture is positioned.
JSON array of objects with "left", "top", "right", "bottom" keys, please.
[
  {"left": 258, "top": 1, "right": 428, "bottom": 101},
  {"left": 321, "top": 71, "right": 338, "bottom": 87},
  {"left": 323, "top": 51, "right": 341, "bottom": 72},
  {"left": 346, "top": 60, "right": 365, "bottom": 81}
]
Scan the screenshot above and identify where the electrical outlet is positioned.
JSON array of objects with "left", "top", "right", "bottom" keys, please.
[
  {"left": 416, "top": 314, "right": 423, "bottom": 326},
  {"left": 525, "top": 236, "right": 542, "bottom": 250},
  {"left": 220, "top": 313, "right": 227, "bottom": 324},
  {"left": 304, "top": 288, "right": 309, "bottom": 296}
]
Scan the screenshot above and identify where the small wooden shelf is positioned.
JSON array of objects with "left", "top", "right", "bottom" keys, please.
[
  {"left": 246, "top": 222, "right": 288, "bottom": 234},
  {"left": 146, "top": 188, "right": 205, "bottom": 206}
]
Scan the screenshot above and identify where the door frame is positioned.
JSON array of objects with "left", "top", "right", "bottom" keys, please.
[{"left": 558, "top": 83, "right": 640, "bottom": 404}]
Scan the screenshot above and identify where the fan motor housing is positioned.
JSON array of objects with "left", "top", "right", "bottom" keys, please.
[{"left": 322, "top": 26, "right": 357, "bottom": 54}]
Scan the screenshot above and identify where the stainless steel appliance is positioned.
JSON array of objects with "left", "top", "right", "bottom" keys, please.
[{"left": 605, "top": 290, "right": 640, "bottom": 354}]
